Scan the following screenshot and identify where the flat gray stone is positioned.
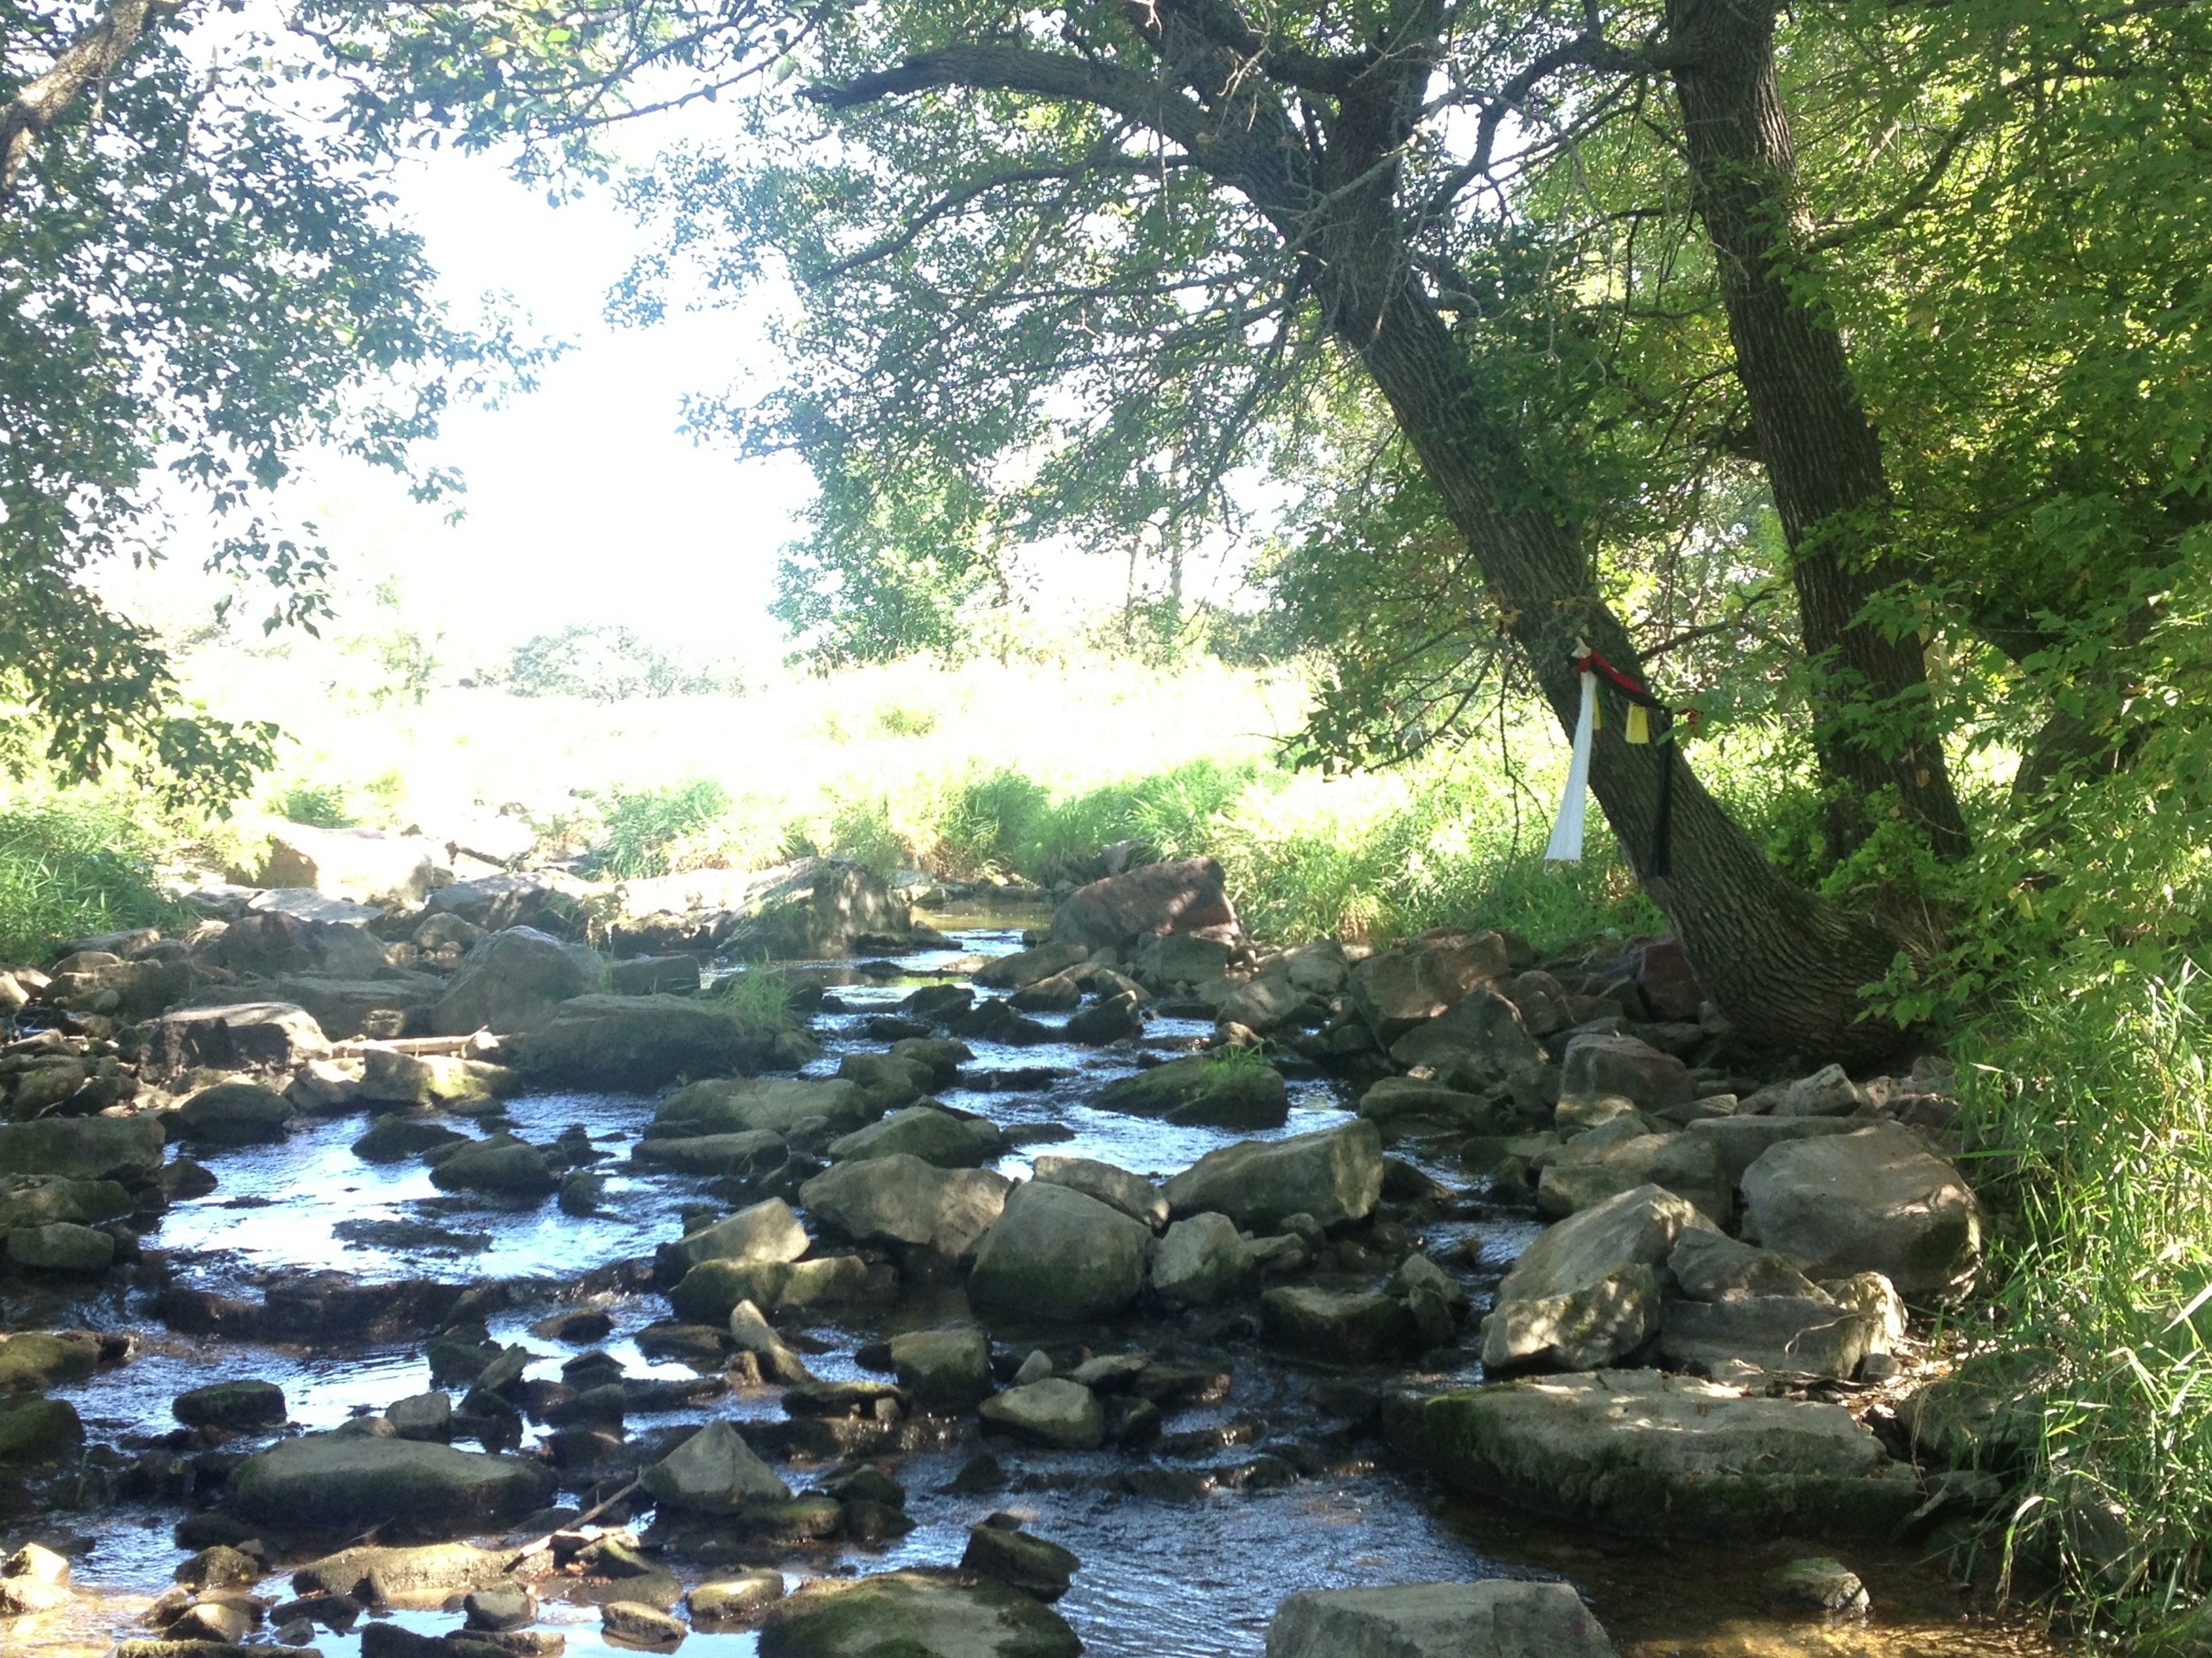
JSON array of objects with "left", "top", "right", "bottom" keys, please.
[
  {"left": 1741, "top": 1124, "right": 1980, "bottom": 1295},
  {"left": 1266, "top": 1580, "right": 1616, "bottom": 1658},
  {"left": 1423, "top": 1370, "right": 1921, "bottom": 1538}
]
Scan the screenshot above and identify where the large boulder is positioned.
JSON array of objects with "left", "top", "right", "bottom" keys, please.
[
  {"left": 974, "top": 943, "right": 1088, "bottom": 990},
  {"left": 1481, "top": 1184, "right": 1717, "bottom": 1372},
  {"left": 0, "top": 1330, "right": 99, "bottom": 1392},
  {"left": 226, "top": 1433, "right": 555, "bottom": 1535},
  {"left": 639, "top": 1421, "right": 790, "bottom": 1515},
  {"left": 1537, "top": 1130, "right": 1732, "bottom": 1226},
  {"left": 1558, "top": 1032, "right": 1694, "bottom": 1114},
  {"left": 1265, "top": 1580, "right": 1616, "bottom": 1658},
  {"left": 827, "top": 1107, "right": 993, "bottom": 1169},
  {"left": 0, "top": 1115, "right": 165, "bottom": 1181},
  {"left": 1150, "top": 1212, "right": 1254, "bottom": 1309},
  {"left": 1031, "top": 1155, "right": 1167, "bottom": 1229},
  {"left": 146, "top": 1002, "right": 330, "bottom": 1075},
  {"left": 1685, "top": 1115, "right": 1863, "bottom": 1186},
  {"left": 631, "top": 1130, "right": 788, "bottom": 1178},
  {"left": 670, "top": 1199, "right": 810, "bottom": 1271},
  {"left": 172, "top": 1083, "right": 296, "bottom": 1148},
  {"left": 1094, "top": 1053, "right": 1288, "bottom": 1129},
  {"left": 193, "top": 910, "right": 391, "bottom": 980},
  {"left": 614, "top": 857, "right": 909, "bottom": 958},
  {"left": 1163, "top": 1121, "right": 1384, "bottom": 1231},
  {"left": 187, "top": 972, "right": 445, "bottom": 1041},
  {"left": 969, "top": 1181, "right": 1151, "bottom": 1321},
  {"left": 423, "top": 871, "right": 595, "bottom": 936},
  {"left": 1421, "top": 1370, "right": 1921, "bottom": 1537},
  {"left": 1740, "top": 1124, "right": 1981, "bottom": 1296},
  {"left": 888, "top": 1326, "right": 995, "bottom": 1412},
  {"left": 516, "top": 994, "right": 803, "bottom": 1089},
  {"left": 758, "top": 1570, "right": 1081, "bottom": 1658},
  {"left": 257, "top": 825, "right": 449, "bottom": 910},
  {"left": 1051, "top": 856, "right": 1240, "bottom": 955},
  {"left": 1349, "top": 929, "right": 1511, "bottom": 1040},
  {"left": 0, "top": 1176, "right": 133, "bottom": 1233},
  {"left": 426, "top": 1134, "right": 557, "bottom": 1196},
  {"left": 1386, "top": 986, "right": 1552, "bottom": 1109},
  {"left": 800, "top": 1155, "right": 1010, "bottom": 1257},
  {"left": 652, "top": 1077, "right": 869, "bottom": 1139},
  {"left": 1261, "top": 1286, "right": 1420, "bottom": 1364},
  {"left": 429, "top": 927, "right": 605, "bottom": 1035},
  {"left": 1358, "top": 1078, "right": 1516, "bottom": 1144}
]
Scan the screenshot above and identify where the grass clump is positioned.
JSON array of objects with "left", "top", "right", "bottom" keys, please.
[
  {"left": 705, "top": 963, "right": 800, "bottom": 1030},
  {"left": 270, "top": 781, "right": 356, "bottom": 827},
  {"left": 1947, "top": 965, "right": 2212, "bottom": 1633},
  {"left": 584, "top": 779, "right": 735, "bottom": 879},
  {"left": 0, "top": 799, "right": 196, "bottom": 961}
]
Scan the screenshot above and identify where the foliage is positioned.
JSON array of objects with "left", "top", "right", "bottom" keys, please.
[
  {"left": 0, "top": 800, "right": 195, "bottom": 961},
  {"left": 270, "top": 782, "right": 356, "bottom": 828},
  {"left": 1947, "top": 967, "right": 2212, "bottom": 1629},
  {"left": 581, "top": 778, "right": 734, "bottom": 879},
  {"left": 705, "top": 962, "right": 800, "bottom": 1030},
  {"left": 494, "top": 624, "right": 744, "bottom": 703},
  {"left": 0, "top": 0, "right": 536, "bottom": 800}
]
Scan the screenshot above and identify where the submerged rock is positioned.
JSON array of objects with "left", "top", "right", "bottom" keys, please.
[
  {"left": 172, "top": 1082, "right": 296, "bottom": 1148},
  {"left": 979, "top": 1379, "right": 1105, "bottom": 1450},
  {"left": 889, "top": 1326, "right": 995, "bottom": 1413},
  {"left": 1422, "top": 1370, "right": 1921, "bottom": 1538},
  {"left": 968, "top": 1181, "right": 1150, "bottom": 1322},
  {"left": 517, "top": 994, "right": 803, "bottom": 1090},
  {"left": 1265, "top": 1579, "right": 1614, "bottom": 1658},
  {"left": 1094, "top": 1053, "right": 1287, "bottom": 1129},
  {"left": 757, "top": 1569, "right": 1082, "bottom": 1658},
  {"left": 173, "top": 1379, "right": 287, "bottom": 1432},
  {"left": 226, "top": 1433, "right": 556, "bottom": 1535},
  {"left": 640, "top": 1420, "right": 791, "bottom": 1515},
  {"left": 1162, "top": 1120, "right": 1383, "bottom": 1231}
]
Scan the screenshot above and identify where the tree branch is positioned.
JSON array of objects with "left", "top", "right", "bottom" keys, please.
[{"left": 1, "top": 0, "right": 187, "bottom": 203}]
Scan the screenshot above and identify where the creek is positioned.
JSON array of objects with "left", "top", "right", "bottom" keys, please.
[{"left": 12, "top": 912, "right": 2056, "bottom": 1658}]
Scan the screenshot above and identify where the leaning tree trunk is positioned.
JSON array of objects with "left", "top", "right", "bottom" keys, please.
[
  {"left": 1666, "top": 0, "right": 1970, "bottom": 860},
  {"left": 1340, "top": 275, "right": 1907, "bottom": 1058}
]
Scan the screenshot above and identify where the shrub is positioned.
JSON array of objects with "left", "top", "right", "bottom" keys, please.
[{"left": 0, "top": 801, "right": 195, "bottom": 961}]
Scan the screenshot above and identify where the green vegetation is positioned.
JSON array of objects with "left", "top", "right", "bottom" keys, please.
[
  {"left": 0, "top": 801, "right": 194, "bottom": 962},
  {"left": 1949, "top": 970, "right": 2212, "bottom": 1631},
  {"left": 270, "top": 782, "right": 356, "bottom": 829},
  {"left": 582, "top": 779, "right": 737, "bottom": 880}
]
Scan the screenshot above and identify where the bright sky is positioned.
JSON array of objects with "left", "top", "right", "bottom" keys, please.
[{"left": 105, "top": 99, "right": 816, "bottom": 670}]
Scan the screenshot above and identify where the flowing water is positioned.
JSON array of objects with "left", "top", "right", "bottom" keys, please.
[{"left": 7, "top": 912, "right": 2060, "bottom": 1658}]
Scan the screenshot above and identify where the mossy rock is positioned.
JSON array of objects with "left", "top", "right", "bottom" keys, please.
[
  {"left": 1094, "top": 1055, "right": 1287, "bottom": 1129},
  {"left": 0, "top": 1395, "right": 83, "bottom": 1464},
  {"left": 517, "top": 994, "right": 809, "bottom": 1090},
  {"left": 757, "top": 1569, "right": 1081, "bottom": 1658}
]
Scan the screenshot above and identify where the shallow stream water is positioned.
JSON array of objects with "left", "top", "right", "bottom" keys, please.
[{"left": 8, "top": 912, "right": 2060, "bottom": 1658}]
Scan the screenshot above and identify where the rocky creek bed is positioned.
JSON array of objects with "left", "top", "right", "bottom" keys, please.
[{"left": 0, "top": 852, "right": 2066, "bottom": 1658}]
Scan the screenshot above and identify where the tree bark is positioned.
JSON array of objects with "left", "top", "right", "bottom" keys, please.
[
  {"left": 818, "top": 25, "right": 1919, "bottom": 1058},
  {"left": 0, "top": 0, "right": 184, "bottom": 203},
  {"left": 1665, "top": 0, "right": 1970, "bottom": 860}
]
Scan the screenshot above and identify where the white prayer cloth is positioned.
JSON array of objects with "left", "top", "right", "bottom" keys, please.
[{"left": 1545, "top": 669, "right": 1596, "bottom": 863}]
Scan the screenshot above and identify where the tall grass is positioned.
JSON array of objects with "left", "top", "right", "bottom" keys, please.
[
  {"left": 1950, "top": 965, "right": 2212, "bottom": 1634},
  {"left": 0, "top": 801, "right": 196, "bottom": 962},
  {"left": 583, "top": 779, "right": 737, "bottom": 879}
]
